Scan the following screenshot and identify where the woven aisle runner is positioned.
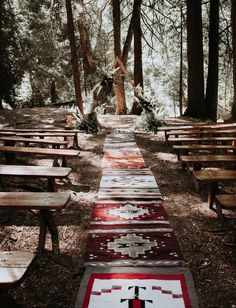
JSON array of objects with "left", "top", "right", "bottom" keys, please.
[{"left": 75, "top": 131, "right": 199, "bottom": 307}]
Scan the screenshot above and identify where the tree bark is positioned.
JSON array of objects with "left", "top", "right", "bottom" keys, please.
[
  {"left": 231, "top": 0, "right": 236, "bottom": 121},
  {"left": 112, "top": 0, "right": 127, "bottom": 115},
  {"left": 122, "top": 14, "right": 134, "bottom": 67},
  {"left": 77, "top": 0, "right": 96, "bottom": 91},
  {"left": 205, "top": 0, "right": 219, "bottom": 122},
  {"left": 179, "top": 0, "right": 183, "bottom": 116},
  {"left": 65, "top": 0, "right": 83, "bottom": 113},
  {"left": 185, "top": 0, "right": 206, "bottom": 119},
  {"left": 50, "top": 78, "right": 58, "bottom": 104},
  {"left": 130, "top": 0, "right": 143, "bottom": 115}
]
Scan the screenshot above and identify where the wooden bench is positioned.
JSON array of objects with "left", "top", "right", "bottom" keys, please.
[
  {"left": 168, "top": 136, "right": 236, "bottom": 145},
  {"left": 173, "top": 144, "right": 236, "bottom": 160},
  {"left": 0, "top": 145, "right": 79, "bottom": 166},
  {"left": 0, "top": 128, "right": 81, "bottom": 132},
  {"left": 192, "top": 169, "right": 236, "bottom": 210},
  {"left": 165, "top": 129, "right": 236, "bottom": 144},
  {"left": 0, "top": 136, "right": 68, "bottom": 148},
  {"left": 215, "top": 194, "right": 236, "bottom": 221},
  {"left": 0, "top": 192, "right": 70, "bottom": 253},
  {"left": 0, "top": 191, "right": 70, "bottom": 289},
  {"left": 180, "top": 155, "right": 236, "bottom": 172},
  {"left": 159, "top": 124, "right": 236, "bottom": 141},
  {"left": 15, "top": 132, "right": 79, "bottom": 148},
  {"left": 0, "top": 251, "right": 35, "bottom": 289},
  {"left": 166, "top": 129, "right": 236, "bottom": 142},
  {"left": 0, "top": 164, "right": 71, "bottom": 191},
  {"left": 159, "top": 123, "right": 236, "bottom": 132}
]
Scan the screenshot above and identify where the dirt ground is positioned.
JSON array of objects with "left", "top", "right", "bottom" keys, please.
[{"left": 0, "top": 108, "right": 235, "bottom": 308}]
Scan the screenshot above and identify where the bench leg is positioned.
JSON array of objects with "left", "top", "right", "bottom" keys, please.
[
  {"left": 48, "top": 179, "right": 56, "bottom": 192},
  {"left": 40, "top": 210, "right": 60, "bottom": 253},
  {"left": 208, "top": 182, "right": 219, "bottom": 211},
  {"left": 215, "top": 199, "right": 224, "bottom": 221},
  {"left": 193, "top": 177, "right": 200, "bottom": 192},
  {"left": 38, "top": 218, "right": 47, "bottom": 253},
  {"left": 4, "top": 153, "right": 15, "bottom": 164},
  {"left": 53, "top": 158, "right": 60, "bottom": 167},
  {"left": 181, "top": 161, "right": 186, "bottom": 171},
  {"left": 193, "top": 163, "right": 202, "bottom": 171},
  {"left": 62, "top": 156, "right": 67, "bottom": 167}
]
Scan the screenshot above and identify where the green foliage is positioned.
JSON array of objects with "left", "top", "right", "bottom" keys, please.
[
  {"left": 75, "top": 111, "right": 99, "bottom": 134},
  {"left": 134, "top": 89, "right": 168, "bottom": 132},
  {"left": 16, "top": 0, "right": 73, "bottom": 107},
  {"left": 136, "top": 111, "right": 167, "bottom": 133},
  {"left": 0, "top": 1, "right": 20, "bottom": 106}
]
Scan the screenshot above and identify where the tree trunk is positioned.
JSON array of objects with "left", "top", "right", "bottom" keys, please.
[
  {"left": 78, "top": 19, "right": 96, "bottom": 90},
  {"left": 77, "top": 0, "right": 96, "bottom": 91},
  {"left": 112, "top": 0, "right": 127, "bottom": 115},
  {"left": 65, "top": 0, "right": 83, "bottom": 113},
  {"left": 205, "top": 0, "right": 219, "bottom": 122},
  {"left": 185, "top": 0, "right": 205, "bottom": 119},
  {"left": 122, "top": 14, "right": 134, "bottom": 67},
  {"left": 130, "top": 0, "right": 143, "bottom": 115},
  {"left": 231, "top": 0, "right": 236, "bottom": 121},
  {"left": 179, "top": 0, "right": 183, "bottom": 116},
  {"left": 50, "top": 78, "right": 58, "bottom": 104}
]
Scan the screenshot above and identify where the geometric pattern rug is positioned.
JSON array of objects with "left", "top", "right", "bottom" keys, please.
[
  {"left": 74, "top": 130, "right": 199, "bottom": 307},
  {"left": 76, "top": 267, "right": 199, "bottom": 307}
]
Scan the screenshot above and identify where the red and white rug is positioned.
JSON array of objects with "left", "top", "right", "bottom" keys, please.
[
  {"left": 91, "top": 202, "right": 168, "bottom": 224},
  {"left": 75, "top": 267, "right": 199, "bottom": 308},
  {"left": 75, "top": 131, "right": 198, "bottom": 307}
]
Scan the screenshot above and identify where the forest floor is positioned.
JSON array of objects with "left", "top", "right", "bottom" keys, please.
[{"left": 0, "top": 108, "right": 235, "bottom": 308}]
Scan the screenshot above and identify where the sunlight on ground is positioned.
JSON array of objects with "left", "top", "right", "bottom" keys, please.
[{"left": 157, "top": 152, "right": 177, "bottom": 162}]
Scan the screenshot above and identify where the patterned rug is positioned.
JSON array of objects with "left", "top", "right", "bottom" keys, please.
[
  {"left": 74, "top": 130, "right": 198, "bottom": 307},
  {"left": 75, "top": 267, "right": 199, "bottom": 307}
]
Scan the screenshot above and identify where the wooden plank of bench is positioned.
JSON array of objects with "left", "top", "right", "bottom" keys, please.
[
  {"left": 0, "top": 128, "right": 81, "bottom": 133},
  {"left": 0, "top": 251, "right": 35, "bottom": 289},
  {"left": 160, "top": 124, "right": 236, "bottom": 140},
  {"left": 16, "top": 132, "right": 77, "bottom": 137},
  {"left": 168, "top": 137, "right": 236, "bottom": 144},
  {"left": 192, "top": 170, "right": 236, "bottom": 209},
  {"left": 165, "top": 129, "right": 236, "bottom": 144},
  {"left": 180, "top": 154, "right": 236, "bottom": 172},
  {"left": 0, "top": 191, "right": 70, "bottom": 209},
  {"left": 193, "top": 169, "right": 236, "bottom": 182},
  {"left": 215, "top": 194, "right": 236, "bottom": 220},
  {"left": 0, "top": 145, "right": 79, "bottom": 166},
  {"left": 173, "top": 144, "right": 236, "bottom": 160},
  {"left": 0, "top": 192, "right": 70, "bottom": 253},
  {"left": 0, "top": 136, "right": 68, "bottom": 148},
  {"left": 159, "top": 123, "right": 236, "bottom": 131},
  {"left": 0, "top": 165, "right": 71, "bottom": 191},
  {"left": 167, "top": 129, "right": 236, "bottom": 137},
  {"left": 181, "top": 154, "right": 236, "bottom": 163},
  {"left": 15, "top": 131, "right": 79, "bottom": 148}
]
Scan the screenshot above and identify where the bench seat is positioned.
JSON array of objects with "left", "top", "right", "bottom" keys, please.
[
  {"left": 0, "top": 192, "right": 70, "bottom": 253},
  {"left": 0, "top": 251, "right": 35, "bottom": 289},
  {"left": 0, "top": 164, "right": 71, "bottom": 191},
  {"left": 215, "top": 194, "right": 236, "bottom": 220},
  {"left": 173, "top": 144, "right": 236, "bottom": 160},
  {"left": 15, "top": 132, "right": 79, "bottom": 148},
  {"left": 0, "top": 145, "right": 79, "bottom": 166},
  {"left": 180, "top": 155, "right": 236, "bottom": 172},
  {"left": 0, "top": 128, "right": 81, "bottom": 132},
  {"left": 0, "top": 136, "right": 68, "bottom": 148},
  {"left": 192, "top": 169, "right": 236, "bottom": 211},
  {"left": 168, "top": 137, "right": 236, "bottom": 144}
]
